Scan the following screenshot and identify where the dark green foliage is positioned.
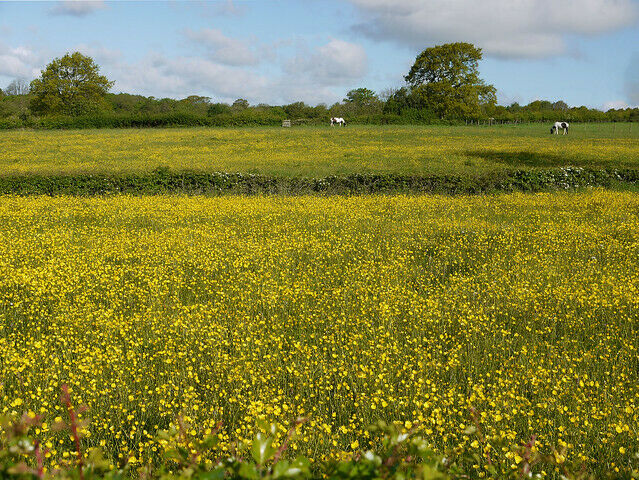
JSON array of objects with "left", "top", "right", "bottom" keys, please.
[
  {"left": 0, "top": 85, "right": 637, "bottom": 129},
  {"left": 207, "top": 103, "right": 232, "bottom": 116},
  {"left": 340, "top": 88, "right": 382, "bottom": 116},
  {"left": 0, "top": 167, "right": 636, "bottom": 197},
  {"left": 343, "top": 88, "right": 378, "bottom": 105},
  {"left": 232, "top": 98, "right": 250, "bottom": 110},
  {"left": 282, "top": 102, "right": 330, "bottom": 120}
]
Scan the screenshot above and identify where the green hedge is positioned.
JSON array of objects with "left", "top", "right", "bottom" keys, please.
[
  {"left": 1, "top": 167, "right": 637, "bottom": 196},
  {"left": 0, "top": 110, "right": 290, "bottom": 130}
]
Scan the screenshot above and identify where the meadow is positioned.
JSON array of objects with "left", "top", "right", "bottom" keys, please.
[
  {"left": 1, "top": 190, "right": 638, "bottom": 477},
  {"left": 1, "top": 123, "right": 638, "bottom": 177}
]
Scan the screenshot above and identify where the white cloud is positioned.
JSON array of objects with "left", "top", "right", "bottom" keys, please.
[
  {"left": 74, "top": 44, "right": 123, "bottom": 65},
  {"left": 348, "top": 0, "right": 639, "bottom": 58},
  {"left": 212, "top": 0, "right": 247, "bottom": 16},
  {"left": 0, "top": 44, "right": 43, "bottom": 79},
  {"left": 110, "top": 54, "right": 269, "bottom": 102},
  {"left": 0, "top": 34, "right": 369, "bottom": 105},
  {"left": 285, "top": 39, "right": 368, "bottom": 86},
  {"left": 50, "top": 1, "right": 105, "bottom": 17},
  {"left": 105, "top": 40, "right": 368, "bottom": 104},
  {"left": 184, "top": 28, "right": 258, "bottom": 66}
]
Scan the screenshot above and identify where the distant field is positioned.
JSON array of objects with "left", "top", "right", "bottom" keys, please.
[
  {"left": 1, "top": 123, "right": 638, "bottom": 177},
  {"left": 1, "top": 190, "right": 637, "bottom": 474}
]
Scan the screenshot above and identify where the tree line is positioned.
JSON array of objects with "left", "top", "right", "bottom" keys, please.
[{"left": 1, "top": 44, "right": 637, "bottom": 129}]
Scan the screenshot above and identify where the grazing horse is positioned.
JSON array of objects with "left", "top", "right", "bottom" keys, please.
[
  {"left": 551, "top": 121, "right": 569, "bottom": 135},
  {"left": 330, "top": 117, "right": 346, "bottom": 127}
]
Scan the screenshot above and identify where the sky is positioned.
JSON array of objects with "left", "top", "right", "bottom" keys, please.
[{"left": 0, "top": 0, "right": 638, "bottom": 109}]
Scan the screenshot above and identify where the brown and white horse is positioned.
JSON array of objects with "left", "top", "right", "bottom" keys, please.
[{"left": 330, "top": 117, "right": 346, "bottom": 127}]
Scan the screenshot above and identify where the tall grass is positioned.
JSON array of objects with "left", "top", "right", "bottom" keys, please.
[
  {"left": 0, "top": 124, "right": 637, "bottom": 177},
  {"left": 1, "top": 190, "right": 637, "bottom": 477}
]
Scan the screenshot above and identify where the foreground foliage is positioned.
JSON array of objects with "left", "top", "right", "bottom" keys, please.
[
  {"left": 1, "top": 191, "right": 637, "bottom": 477},
  {"left": 4, "top": 406, "right": 636, "bottom": 480}
]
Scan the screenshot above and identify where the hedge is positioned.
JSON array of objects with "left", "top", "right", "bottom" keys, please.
[{"left": 0, "top": 167, "right": 637, "bottom": 196}]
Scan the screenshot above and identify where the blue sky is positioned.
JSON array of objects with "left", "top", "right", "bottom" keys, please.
[{"left": 0, "top": 0, "right": 638, "bottom": 109}]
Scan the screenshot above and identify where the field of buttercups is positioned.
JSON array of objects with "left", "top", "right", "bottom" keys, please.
[
  {"left": 1, "top": 190, "right": 638, "bottom": 477},
  {"left": 1, "top": 124, "right": 638, "bottom": 177}
]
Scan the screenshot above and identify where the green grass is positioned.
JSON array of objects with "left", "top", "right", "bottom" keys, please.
[{"left": 1, "top": 123, "right": 638, "bottom": 177}]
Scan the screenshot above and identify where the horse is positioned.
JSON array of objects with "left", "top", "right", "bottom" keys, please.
[
  {"left": 550, "top": 121, "right": 569, "bottom": 135},
  {"left": 330, "top": 117, "right": 346, "bottom": 127}
]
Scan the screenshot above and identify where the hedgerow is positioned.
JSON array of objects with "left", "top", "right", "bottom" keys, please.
[{"left": 0, "top": 167, "right": 637, "bottom": 196}]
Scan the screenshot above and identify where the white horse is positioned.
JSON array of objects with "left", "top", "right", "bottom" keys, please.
[
  {"left": 551, "top": 121, "right": 569, "bottom": 135},
  {"left": 330, "top": 117, "right": 346, "bottom": 127}
]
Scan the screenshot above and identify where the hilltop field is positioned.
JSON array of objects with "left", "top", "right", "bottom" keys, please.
[
  {"left": 1, "top": 123, "right": 638, "bottom": 177},
  {"left": 1, "top": 124, "right": 639, "bottom": 478}
]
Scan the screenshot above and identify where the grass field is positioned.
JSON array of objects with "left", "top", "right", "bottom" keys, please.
[
  {"left": 1, "top": 190, "right": 638, "bottom": 476},
  {"left": 1, "top": 123, "right": 638, "bottom": 177}
]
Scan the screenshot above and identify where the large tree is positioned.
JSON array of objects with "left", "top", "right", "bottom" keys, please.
[
  {"left": 405, "top": 42, "right": 496, "bottom": 119},
  {"left": 30, "top": 52, "right": 114, "bottom": 116}
]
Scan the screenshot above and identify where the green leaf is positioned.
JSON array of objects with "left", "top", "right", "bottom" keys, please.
[
  {"left": 251, "top": 432, "right": 275, "bottom": 465},
  {"left": 238, "top": 462, "right": 259, "bottom": 480},
  {"left": 198, "top": 435, "right": 219, "bottom": 450},
  {"left": 272, "top": 460, "right": 290, "bottom": 478},
  {"left": 273, "top": 457, "right": 310, "bottom": 479},
  {"left": 199, "top": 469, "right": 226, "bottom": 480}
]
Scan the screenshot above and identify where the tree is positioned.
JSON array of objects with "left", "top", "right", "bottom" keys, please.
[
  {"left": 5, "top": 79, "right": 30, "bottom": 95},
  {"left": 382, "top": 87, "right": 414, "bottom": 114},
  {"left": 30, "top": 52, "right": 113, "bottom": 116},
  {"left": 527, "top": 100, "right": 553, "bottom": 111},
  {"left": 182, "top": 95, "right": 211, "bottom": 105},
  {"left": 284, "top": 101, "right": 310, "bottom": 118},
  {"left": 404, "top": 42, "right": 496, "bottom": 119},
  {"left": 552, "top": 100, "right": 569, "bottom": 111},
  {"left": 207, "top": 103, "right": 232, "bottom": 116},
  {"left": 344, "top": 88, "right": 378, "bottom": 106},
  {"left": 343, "top": 87, "right": 382, "bottom": 115},
  {"left": 232, "top": 98, "right": 249, "bottom": 110}
]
